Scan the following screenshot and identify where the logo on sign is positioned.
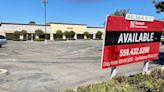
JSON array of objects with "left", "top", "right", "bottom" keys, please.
[{"left": 130, "top": 21, "right": 148, "bottom": 29}]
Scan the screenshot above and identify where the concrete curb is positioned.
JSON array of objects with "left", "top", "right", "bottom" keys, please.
[{"left": 0, "top": 69, "right": 8, "bottom": 77}]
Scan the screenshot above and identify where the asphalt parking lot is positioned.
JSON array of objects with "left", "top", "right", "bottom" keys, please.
[{"left": 0, "top": 40, "right": 163, "bottom": 92}]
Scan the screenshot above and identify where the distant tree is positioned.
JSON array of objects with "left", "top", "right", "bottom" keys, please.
[
  {"left": 29, "top": 21, "right": 36, "bottom": 24},
  {"left": 19, "top": 30, "right": 27, "bottom": 40},
  {"left": 20, "top": 30, "right": 27, "bottom": 36},
  {"left": 35, "top": 29, "right": 44, "bottom": 36},
  {"left": 111, "top": 9, "right": 129, "bottom": 16},
  {"left": 13, "top": 31, "right": 20, "bottom": 40},
  {"left": 69, "top": 31, "right": 75, "bottom": 38},
  {"left": 96, "top": 31, "right": 103, "bottom": 39},
  {"left": 84, "top": 31, "right": 90, "bottom": 39},
  {"left": 103, "top": 9, "right": 129, "bottom": 26},
  {"left": 56, "top": 30, "right": 63, "bottom": 39},
  {"left": 64, "top": 31, "right": 70, "bottom": 39},
  {"left": 153, "top": 0, "right": 164, "bottom": 13}
]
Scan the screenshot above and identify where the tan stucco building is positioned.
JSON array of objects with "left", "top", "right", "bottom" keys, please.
[
  {"left": 49, "top": 23, "right": 87, "bottom": 40},
  {"left": 0, "top": 22, "right": 104, "bottom": 40}
]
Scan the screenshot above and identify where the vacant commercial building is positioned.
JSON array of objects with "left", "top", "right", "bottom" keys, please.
[
  {"left": 0, "top": 22, "right": 104, "bottom": 40},
  {"left": 87, "top": 27, "right": 105, "bottom": 39},
  {"left": 0, "top": 23, "right": 50, "bottom": 40},
  {"left": 49, "top": 22, "right": 87, "bottom": 40}
]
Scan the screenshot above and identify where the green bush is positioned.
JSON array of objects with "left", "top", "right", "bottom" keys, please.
[
  {"left": 56, "top": 30, "right": 63, "bottom": 39},
  {"left": 83, "top": 31, "right": 90, "bottom": 39},
  {"left": 114, "top": 76, "right": 127, "bottom": 83},
  {"left": 64, "top": 31, "right": 75, "bottom": 39},
  {"left": 64, "top": 31, "right": 70, "bottom": 39},
  {"left": 69, "top": 31, "right": 75, "bottom": 39},
  {"left": 13, "top": 31, "right": 20, "bottom": 41},
  {"left": 65, "top": 68, "right": 164, "bottom": 92},
  {"left": 127, "top": 74, "right": 152, "bottom": 85},
  {"left": 150, "top": 68, "right": 164, "bottom": 80},
  {"left": 96, "top": 31, "right": 103, "bottom": 40},
  {"left": 65, "top": 80, "right": 139, "bottom": 92},
  {"left": 35, "top": 29, "right": 44, "bottom": 37}
]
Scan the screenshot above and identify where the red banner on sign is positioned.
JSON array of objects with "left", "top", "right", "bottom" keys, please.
[
  {"left": 102, "top": 16, "right": 163, "bottom": 69},
  {"left": 106, "top": 16, "right": 163, "bottom": 32}
]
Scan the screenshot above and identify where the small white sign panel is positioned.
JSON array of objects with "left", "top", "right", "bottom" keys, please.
[{"left": 126, "top": 14, "right": 154, "bottom": 22}]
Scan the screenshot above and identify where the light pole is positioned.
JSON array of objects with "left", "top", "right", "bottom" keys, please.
[{"left": 43, "top": 0, "right": 48, "bottom": 44}]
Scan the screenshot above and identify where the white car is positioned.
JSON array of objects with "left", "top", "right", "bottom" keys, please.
[{"left": 0, "top": 35, "right": 7, "bottom": 47}]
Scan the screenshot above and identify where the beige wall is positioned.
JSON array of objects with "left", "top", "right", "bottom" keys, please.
[
  {"left": 50, "top": 23, "right": 87, "bottom": 34},
  {"left": 0, "top": 24, "right": 50, "bottom": 34},
  {"left": 87, "top": 27, "right": 105, "bottom": 34}
]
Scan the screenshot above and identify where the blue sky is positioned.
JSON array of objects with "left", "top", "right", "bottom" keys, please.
[{"left": 0, "top": 0, "right": 163, "bottom": 27}]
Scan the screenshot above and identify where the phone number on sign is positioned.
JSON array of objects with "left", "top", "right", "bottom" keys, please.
[{"left": 120, "top": 47, "right": 150, "bottom": 57}]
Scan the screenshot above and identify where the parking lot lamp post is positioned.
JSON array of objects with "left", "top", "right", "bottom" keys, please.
[{"left": 43, "top": 0, "right": 48, "bottom": 44}]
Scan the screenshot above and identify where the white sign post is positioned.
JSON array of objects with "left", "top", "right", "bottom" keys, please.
[
  {"left": 142, "top": 61, "right": 150, "bottom": 74},
  {"left": 103, "top": 14, "right": 160, "bottom": 79},
  {"left": 110, "top": 67, "right": 117, "bottom": 79}
]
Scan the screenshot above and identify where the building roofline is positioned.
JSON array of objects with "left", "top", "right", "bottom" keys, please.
[
  {"left": 48, "top": 22, "right": 87, "bottom": 26},
  {"left": 0, "top": 22, "right": 50, "bottom": 26},
  {"left": 87, "top": 27, "right": 104, "bottom": 28}
]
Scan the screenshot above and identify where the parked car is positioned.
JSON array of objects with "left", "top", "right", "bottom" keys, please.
[{"left": 0, "top": 35, "right": 7, "bottom": 47}]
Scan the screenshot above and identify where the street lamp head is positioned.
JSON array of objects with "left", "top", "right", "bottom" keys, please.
[{"left": 43, "top": 0, "right": 48, "bottom": 4}]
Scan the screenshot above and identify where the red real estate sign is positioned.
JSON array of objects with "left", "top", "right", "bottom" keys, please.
[{"left": 102, "top": 16, "right": 163, "bottom": 69}]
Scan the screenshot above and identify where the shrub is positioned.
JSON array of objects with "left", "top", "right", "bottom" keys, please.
[
  {"left": 83, "top": 31, "right": 90, "bottom": 39},
  {"left": 150, "top": 68, "right": 164, "bottom": 80},
  {"left": 65, "top": 80, "right": 139, "bottom": 92},
  {"left": 127, "top": 74, "right": 152, "bottom": 85},
  {"left": 20, "top": 30, "right": 27, "bottom": 35},
  {"left": 64, "top": 31, "right": 76, "bottom": 40},
  {"left": 35, "top": 29, "right": 44, "bottom": 36},
  {"left": 64, "top": 31, "right": 70, "bottom": 39},
  {"left": 65, "top": 68, "right": 164, "bottom": 92},
  {"left": 96, "top": 31, "right": 103, "bottom": 40},
  {"left": 55, "top": 30, "right": 63, "bottom": 39},
  {"left": 19, "top": 30, "right": 27, "bottom": 40},
  {"left": 69, "top": 31, "right": 75, "bottom": 39},
  {"left": 13, "top": 31, "right": 20, "bottom": 41},
  {"left": 114, "top": 76, "right": 127, "bottom": 83},
  {"left": 34, "top": 38, "right": 45, "bottom": 41}
]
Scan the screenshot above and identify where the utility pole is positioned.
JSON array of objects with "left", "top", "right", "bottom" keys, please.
[{"left": 43, "top": 0, "right": 48, "bottom": 44}]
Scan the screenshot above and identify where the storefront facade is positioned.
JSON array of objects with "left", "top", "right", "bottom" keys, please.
[{"left": 0, "top": 22, "right": 104, "bottom": 40}]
